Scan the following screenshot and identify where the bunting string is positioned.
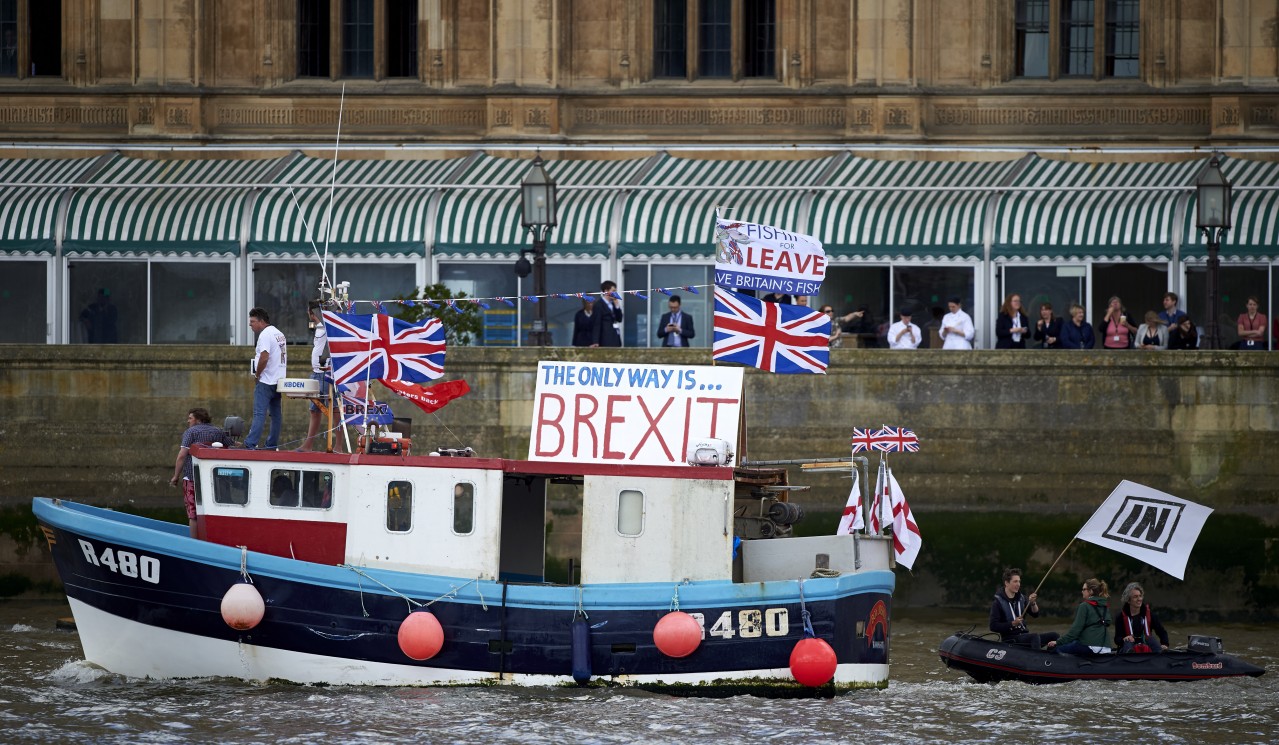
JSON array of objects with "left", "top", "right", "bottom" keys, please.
[{"left": 341, "top": 284, "right": 711, "bottom": 311}]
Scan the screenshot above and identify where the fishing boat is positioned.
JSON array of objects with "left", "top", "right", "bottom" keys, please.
[
  {"left": 938, "top": 632, "right": 1266, "bottom": 684},
  {"left": 33, "top": 358, "right": 896, "bottom": 693}
]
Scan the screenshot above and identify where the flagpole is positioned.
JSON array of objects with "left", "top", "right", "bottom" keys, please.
[{"left": 1031, "top": 537, "right": 1077, "bottom": 598}]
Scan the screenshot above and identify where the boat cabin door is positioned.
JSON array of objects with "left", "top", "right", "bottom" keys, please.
[{"left": 498, "top": 473, "right": 547, "bottom": 582}]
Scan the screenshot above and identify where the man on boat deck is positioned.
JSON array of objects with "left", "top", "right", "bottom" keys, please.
[
  {"left": 989, "top": 567, "right": 1059, "bottom": 650},
  {"left": 169, "top": 407, "right": 228, "bottom": 537},
  {"left": 245, "top": 307, "right": 287, "bottom": 450}
]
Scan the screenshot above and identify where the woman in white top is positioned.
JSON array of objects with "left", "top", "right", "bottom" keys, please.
[{"left": 1135, "top": 310, "right": 1168, "bottom": 350}]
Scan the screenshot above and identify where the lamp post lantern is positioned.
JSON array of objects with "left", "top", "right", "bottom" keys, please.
[
  {"left": 1195, "top": 154, "right": 1232, "bottom": 350},
  {"left": 519, "top": 154, "right": 558, "bottom": 346}
]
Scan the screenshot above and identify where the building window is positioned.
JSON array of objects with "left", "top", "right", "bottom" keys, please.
[
  {"left": 387, "top": 481, "right": 412, "bottom": 532},
  {"left": 297, "top": 0, "right": 418, "bottom": 80},
  {"left": 0, "top": 260, "right": 47, "bottom": 342},
  {"left": 1015, "top": 0, "right": 1138, "bottom": 79},
  {"left": 652, "top": 0, "right": 776, "bottom": 81},
  {"left": 298, "top": 0, "right": 331, "bottom": 77},
  {"left": 1, "top": 0, "right": 61, "bottom": 79},
  {"left": 452, "top": 482, "right": 474, "bottom": 535},
  {"left": 385, "top": 0, "right": 417, "bottom": 78}
]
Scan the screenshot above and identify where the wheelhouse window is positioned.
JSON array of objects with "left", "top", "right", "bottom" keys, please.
[
  {"left": 387, "top": 480, "right": 412, "bottom": 532},
  {"left": 271, "top": 469, "right": 335, "bottom": 508},
  {"left": 295, "top": 0, "right": 418, "bottom": 80},
  {"left": 652, "top": 0, "right": 776, "bottom": 81},
  {"left": 617, "top": 489, "right": 645, "bottom": 536},
  {"left": 213, "top": 467, "right": 249, "bottom": 505},
  {"left": 452, "top": 482, "right": 474, "bottom": 535},
  {"left": 1014, "top": 0, "right": 1138, "bottom": 79}
]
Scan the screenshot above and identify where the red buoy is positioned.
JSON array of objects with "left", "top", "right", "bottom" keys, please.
[
  {"left": 789, "top": 637, "right": 837, "bottom": 687},
  {"left": 653, "top": 611, "right": 702, "bottom": 658},
  {"left": 397, "top": 610, "right": 444, "bottom": 660},
  {"left": 220, "top": 582, "right": 265, "bottom": 631}
]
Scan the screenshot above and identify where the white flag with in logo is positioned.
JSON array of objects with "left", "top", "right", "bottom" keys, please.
[{"left": 1075, "top": 480, "right": 1213, "bottom": 580}]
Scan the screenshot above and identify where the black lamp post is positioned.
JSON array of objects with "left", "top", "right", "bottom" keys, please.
[
  {"left": 1195, "top": 154, "right": 1232, "bottom": 350},
  {"left": 519, "top": 154, "right": 558, "bottom": 346}
]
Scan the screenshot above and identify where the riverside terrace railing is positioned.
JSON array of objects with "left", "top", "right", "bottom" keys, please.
[{"left": 0, "top": 145, "right": 1277, "bottom": 344}]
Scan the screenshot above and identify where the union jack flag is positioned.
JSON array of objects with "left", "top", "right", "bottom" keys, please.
[
  {"left": 712, "top": 288, "right": 830, "bottom": 374},
  {"left": 873, "top": 425, "right": 920, "bottom": 453},
  {"left": 370, "top": 300, "right": 386, "bottom": 314},
  {"left": 851, "top": 427, "right": 876, "bottom": 453},
  {"left": 322, "top": 311, "right": 446, "bottom": 386}
]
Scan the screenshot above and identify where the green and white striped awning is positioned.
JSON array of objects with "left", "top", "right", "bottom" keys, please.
[
  {"left": 250, "top": 154, "right": 463, "bottom": 258},
  {"left": 63, "top": 155, "right": 280, "bottom": 256},
  {"left": 993, "top": 155, "right": 1201, "bottom": 261},
  {"left": 433, "top": 154, "right": 651, "bottom": 258},
  {"left": 618, "top": 153, "right": 832, "bottom": 258},
  {"left": 0, "top": 157, "right": 99, "bottom": 254},
  {"left": 812, "top": 155, "right": 1022, "bottom": 261},
  {"left": 1181, "top": 156, "right": 1279, "bottom": 262}
]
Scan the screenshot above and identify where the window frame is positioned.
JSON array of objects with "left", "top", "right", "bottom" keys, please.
[
  {"left": 212, "top": 466, "right": 251, "bottom": 507},
  {"left": 294, "top": 0, "right": 420, "bottom": 81},
  {"left": 386, "top": 479, "right": 413, "bottom": 533},
  {"left": 648, "top": 0, "right": 778, "bottom": 83},
  {"left": 451, "top": 481, "right": 475, "bottom": 536},
  {"left": 1012, "top": 0, "right": 1140, "bottom": 81},
  {"left": 0, "top": 0, "right": 62, "bottom": 81}
]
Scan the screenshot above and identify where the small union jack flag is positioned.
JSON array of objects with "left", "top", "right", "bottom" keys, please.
[
  {"left": 712, "top": 288, "right": 830, "bottom": 374},
  {"left": 322, "top": 311, "right": 446, "bottom": 386},
  {"left": 873, "top": 425, "right": 920, "bottom": 453},
  {"left": 370, "top": 300, "right": 386, "bottom": 314},
  {"left": 851, "top": 427, "right": 876, "bottom": 453}
]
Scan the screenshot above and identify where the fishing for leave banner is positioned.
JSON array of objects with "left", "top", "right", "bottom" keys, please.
[
  {"left": 529, "top": 361, "right": 744, "bottom": 467},
  {"left": 713, "top": 218, "right": 826, "bottom": 296}
]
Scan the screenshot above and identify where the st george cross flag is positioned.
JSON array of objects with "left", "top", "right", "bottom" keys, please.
[
  {"left": 888, "top": 467, "right": 922, "bottom": 569},
  {"left": 869, "top": 460, "right": 889, "bottom": 534},
  {"left": 1075, "top": 480, "right": 1213, "bottom": 580},
  {"left": 835, "top": 467, "right": 863, "bottom": 534},
  {"left": 712, "top": 287, "right": 830, "bottom": 374},
  {"left": 323, "top": 311, "right": 446, "bottom": 386}
]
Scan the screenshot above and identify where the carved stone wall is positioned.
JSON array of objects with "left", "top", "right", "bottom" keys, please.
[{"left": 0, "top": 1, "right": 1274, "bottom": 143}]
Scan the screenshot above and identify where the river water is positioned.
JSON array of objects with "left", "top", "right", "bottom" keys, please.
[{"left": 2, "top": 600, "right": 1274, "bottom": 744}]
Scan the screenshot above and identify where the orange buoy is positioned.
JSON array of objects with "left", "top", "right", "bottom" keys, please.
[
  {"left": 789, "top": 637, "right": 837, "bottom": 687},
  {"left": 653, "top": 611, "right": 702, "bottom": 658},
  {"left": 220, "top": 581, "right": 265, "bottom": 631},
  {"left": 397, "top": 610, "right": 444, "bottom": 660}
]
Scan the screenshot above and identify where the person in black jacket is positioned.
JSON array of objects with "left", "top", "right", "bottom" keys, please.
[
  {"left": 571, "top": 298, "right": 595, "bottom": 347},
  {"left": 989, "top": 567, "right": 1059, "bottom": 649},
  {"left": 590, "top": 280, "right": 622, "bottom": 347},
  {"left": 1033, "top": 301, "right": 1064, "bottom": 349},
  {"left": 656, "top": 294, "right": 695, "bottom": 347},
  {"left": 1114, "top": 582, "right": 1169, "bottom": 653},
  {"left": 994, "top": 293, "right": 1030, "bottom": 349}
]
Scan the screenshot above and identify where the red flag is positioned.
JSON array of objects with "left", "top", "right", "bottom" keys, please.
[{"left": 380, "top": 379, "right": 471, "bottom": 415}]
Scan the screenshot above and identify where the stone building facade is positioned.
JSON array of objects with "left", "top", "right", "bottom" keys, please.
[{"left": 0, "top": 0, "right": 1274, "bottom": 143}]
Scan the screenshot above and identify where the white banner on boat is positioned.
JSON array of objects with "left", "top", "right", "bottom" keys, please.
[
  {"left": 1075, "top": 480, "right": 1213, "bottom": 580},
  {"left": 713, "top": 217, "right": 826, "bottom": 296},
  {"left": 529, "top": 361, "right": 744, "bottom": 467}
]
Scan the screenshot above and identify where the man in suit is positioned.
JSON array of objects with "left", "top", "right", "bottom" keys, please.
[
  {"left": 590, "top": 280, "right": 622, "bottom": 347},
  {"left": 656, "top": 294, "right": 695, "bottom": 347}
]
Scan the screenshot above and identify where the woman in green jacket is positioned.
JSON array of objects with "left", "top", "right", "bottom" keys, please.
[{"left": 1048, "top": 578, "right": 1112, "bottom": 655}]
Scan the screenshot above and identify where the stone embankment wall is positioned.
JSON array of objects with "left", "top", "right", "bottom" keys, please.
[{"left": 2, "top": 345, "right": 1275, "bottom": 515}]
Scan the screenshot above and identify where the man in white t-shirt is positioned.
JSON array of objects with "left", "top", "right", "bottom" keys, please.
[
  {"left": 940, "top": 296, "right": 975, "bottom": 350},
  {"left": 297, "top": 301, "right": 328, "bottom": 452},
  {"left": 887, "top": 308, "right": 922, "bottom": 349},
  {"left": 245, "top": 307, "right": 287, "bottom": 449}
]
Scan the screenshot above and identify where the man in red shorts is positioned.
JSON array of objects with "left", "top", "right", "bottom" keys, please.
[{"left": 169, "top": 408, "right": 227, "bottom": 537}]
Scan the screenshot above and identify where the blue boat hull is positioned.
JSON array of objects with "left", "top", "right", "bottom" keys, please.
[{"left": 36, "top": 498, "right": 895, "bottom": 691}]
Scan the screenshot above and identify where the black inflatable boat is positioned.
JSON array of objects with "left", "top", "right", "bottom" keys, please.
[{"left": 939, "top": 632, "right": 1266, "bottom": 684}]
